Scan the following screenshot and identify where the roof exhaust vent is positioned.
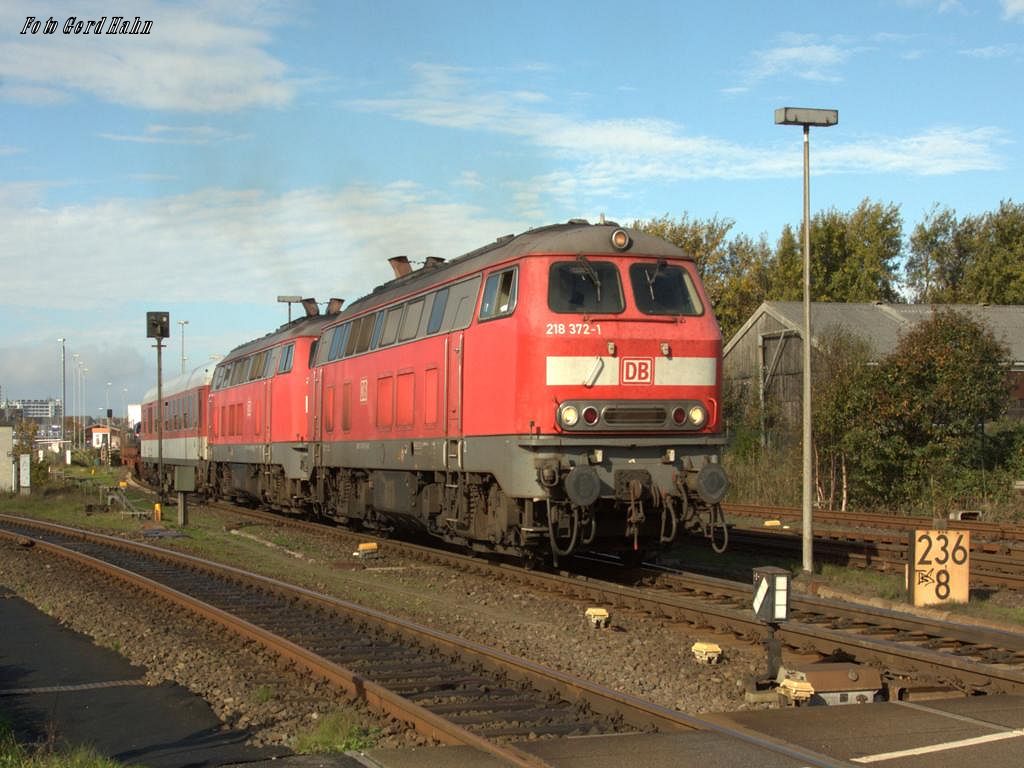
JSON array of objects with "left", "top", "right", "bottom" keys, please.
[
  {"left": 325, "top": 298, "right": 345, "bottom": 315},
  {"left": 301, "top": 298, "right": 320, "bottom": 317},
  {"left": 424, "top": 256, "right": 446, "bottom": 269},
  {"left": 389, "top": 256, "right": 412, "bottom": 278}
]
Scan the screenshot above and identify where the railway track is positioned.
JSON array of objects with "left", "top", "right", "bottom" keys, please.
[
  {"left": 136, "top": 503, "right": 1024, "bottom": 697},
  {"left": 724, "top": 503, "right": 1024, "bottom": 590},
  {"left": 0, "top": 513, "right": 854, "bottom": 768},
  {"left": 725, "top": 502, "right": 1024, "bottom": 545}
]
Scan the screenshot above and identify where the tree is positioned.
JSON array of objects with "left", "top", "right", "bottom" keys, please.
[
  {"left": 768, "top": 224, "right": 802, "bottom": 301},
  {"left": 907, "top": 200, "right": 1024, "bottom": 305},
  {"left": 842, "top": 309, "right": 1010, "bottom": 511},
  {"left": 713, "top": 233, "right": 774, "bottom": 340},
  {"left": 764, "top": 199, "right": 902, "bottom": 306},
  {"left": 634, "top": 212, "right": 735, "bottom": 308},
  {"left": 811, "top": 325, "right": 873, "bottom": 510},
  {"left": 809, "top": 199, "right": 902, "bottom": 303},
  {"left": 963, "top": 200, "right": 1024, "bottom": 304},
  {"left": 906, "top": 205, "right": 971, "bottom": 303}
]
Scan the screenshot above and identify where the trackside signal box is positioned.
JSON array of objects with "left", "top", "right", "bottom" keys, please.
[{"left": 753, "top": 566, "right": 791, "bottom": 623}]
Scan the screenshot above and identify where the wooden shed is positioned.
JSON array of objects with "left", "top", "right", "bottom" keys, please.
[{"left": 724, "top": 301, "right": 1024, "bottom": 430}]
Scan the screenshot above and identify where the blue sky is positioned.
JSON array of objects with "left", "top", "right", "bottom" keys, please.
[{"left": 2, "top": 0, "right": 1022, "bottom": 418}]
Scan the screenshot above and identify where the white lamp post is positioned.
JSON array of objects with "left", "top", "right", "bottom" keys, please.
[{"left": 774, "top": 106, "right": 838, "bottom": 576}]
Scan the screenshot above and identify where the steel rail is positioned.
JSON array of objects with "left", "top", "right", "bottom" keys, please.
[
  {"left": 726, "top": 527, "right": 1024, "bottom": 590},
  {"left": 199, "top": 504, "right": 1024, "bottom": 694},
  {"left": 0, "top": 525, "right": 547, "bottom": 768},
  {"left": 724, "top": 502, "right": 1024, "bottom": 545},
  {"left": 0, "top": 514, "right": 861, "bottom": 768}
]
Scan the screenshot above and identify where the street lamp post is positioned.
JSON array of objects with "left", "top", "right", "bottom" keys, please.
[
  {"left": 178, "top": 319, "right": 189, "bottom": 375},
  {"left": 774, "top": 106, "right": 838, "bottom": 576},
  {"left": 81, "top": 367, "right": 88, "bottom": 449},
  {"left": 72, "top": 354, "right": 80, "bottom": 449},
  {"left": 106, "top": 381, "right": 112, "bottom": 466},
  {"left": 57, "top": 339, "right": 66, "bottom": 451}
]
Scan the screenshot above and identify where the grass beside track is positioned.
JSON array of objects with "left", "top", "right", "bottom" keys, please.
[{"left": 0, "top": 722, "right": 136, "bottom": 768}]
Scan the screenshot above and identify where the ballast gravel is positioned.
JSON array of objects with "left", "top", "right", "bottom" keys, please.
[{"left": 0, "top": 512, "right": 769, "bottom": 751}]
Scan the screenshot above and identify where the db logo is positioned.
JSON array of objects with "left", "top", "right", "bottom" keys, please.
[{"left": 621, "top": 357, "right": 654, "bottom": 384}]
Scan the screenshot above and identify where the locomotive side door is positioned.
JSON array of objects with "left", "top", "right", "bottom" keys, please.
[
  {"left": 444, "top": 331, "right": 463, "bottom": 470},
  {"left": 261, "top": 378, "right": 272, "bottom": 465},
  {"left": 310, "top": 365, "right": 323, "bottom": 466}
]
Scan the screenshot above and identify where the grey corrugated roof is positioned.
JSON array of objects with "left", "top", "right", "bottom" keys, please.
[{"left": 734, "top": 302, "right": 1024, "bottom": 365}]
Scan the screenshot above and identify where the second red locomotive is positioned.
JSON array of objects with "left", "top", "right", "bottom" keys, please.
[{"left": 141, "top": 220, "right": 729, "bottom": 564}]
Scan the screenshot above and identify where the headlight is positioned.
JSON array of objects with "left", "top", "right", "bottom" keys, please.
[
  {"left": 688, "top": 405, "right": 707, "bottom": 428},
  {"left": 561, "top": 405, "right": 580, "bottom": 427}
]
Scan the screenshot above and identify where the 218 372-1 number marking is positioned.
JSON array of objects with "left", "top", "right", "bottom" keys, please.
[{"left": 545, "top": 322, "right": 602, "bottom": 336}]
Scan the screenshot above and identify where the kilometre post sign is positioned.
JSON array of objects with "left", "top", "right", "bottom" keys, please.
[{"left": 908, "top": 530, "right": 970, "bottom": 606}]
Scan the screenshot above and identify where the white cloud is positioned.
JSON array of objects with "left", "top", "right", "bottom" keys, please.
[
  {"left": 0, "top": 183, "right": 523, "bottom": 312},
  {"left": 454, "top": 171, "right": 484, "bottom": 189},
  {"left": 747, "top": 43, "right": 849, "bottom": 83},
  {"left": 100, "top": 124, "right": 250, "bottom": 145},
  {"left": 822, "top": 127, "right": 1007, "bottom": 175},
  {"left": 348, "top": 64, "right": 1007, "bottom": 212},
  {"left": 959, "top": 44, "right": 1017, "bottom": 58},
  {"left": 0, "top": 1, "right": 294, "bottom": 112},
  {"left": 1003, "top": 0, "right": 1024, "bottom": 19},
  {"left": 0, "top": 180, "right": 526, "bottom": 406}
]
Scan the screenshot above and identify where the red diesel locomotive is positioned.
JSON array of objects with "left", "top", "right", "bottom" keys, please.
[{"left": 141, "top": 220, "right": 729, "bottom": 564}]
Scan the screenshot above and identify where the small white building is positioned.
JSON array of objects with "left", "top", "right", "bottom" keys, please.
[
  {"left": 0, "top": 426, "right": 13, "bottom": 492},
  {"left": 87, "top": 425, "right": 122, "bottom": 451}
]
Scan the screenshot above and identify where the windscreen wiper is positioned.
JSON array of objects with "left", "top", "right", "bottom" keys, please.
[{"left": 575, "top": 254, "right": 602, "bottom": 302}]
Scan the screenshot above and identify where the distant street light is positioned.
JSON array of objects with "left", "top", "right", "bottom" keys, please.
[
  {"left": 774, "top": 106, "right": 838, "bottom": 576},
  {"left": 277, "top": 295, "right": 303, "bottom": 323},
  {"left": 178, "top": 319, "right": 189, "bottom": 375},
  {"left": 72, "top": 353, "right": 80, "bottom": 449},
  {"left": 81, "top": 367, "right": 88, "bottom": 447},
  {"left": 106, "top": 381, "right": 112, "bottom": 466},
  {"left": 57, "top": 338, "right": 66, "bottom": 448}
]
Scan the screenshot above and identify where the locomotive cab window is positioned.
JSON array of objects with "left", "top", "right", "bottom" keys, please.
[
  {"left": 326, "top": 324, "right": 350, "bottom": 362},
  {"left": 629, "top": 262, "right": 704, "bottom": 316},
  {"left": 479, "top": 267, "right": 517, "bottom": 321},
  {"left": 379, "top": 306, "right": 403, "bottom": 347},
  {"left": 426, "top": 287, "right": 448, "bottom": 334},
  {"left": 229, "top": 359, "right": 250, "bottom": 386},
  {"left": 548, "top": 259, "right": 624, "bottom": 314},
  {"left": 278, "top": 343, "right": 295, "bottom": 373},
  {"left": 345, "top": 313, "right": 377, "bottom": 357},
  {"left": 399, "top": 298, "right": 425, "bottom": 341}
]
